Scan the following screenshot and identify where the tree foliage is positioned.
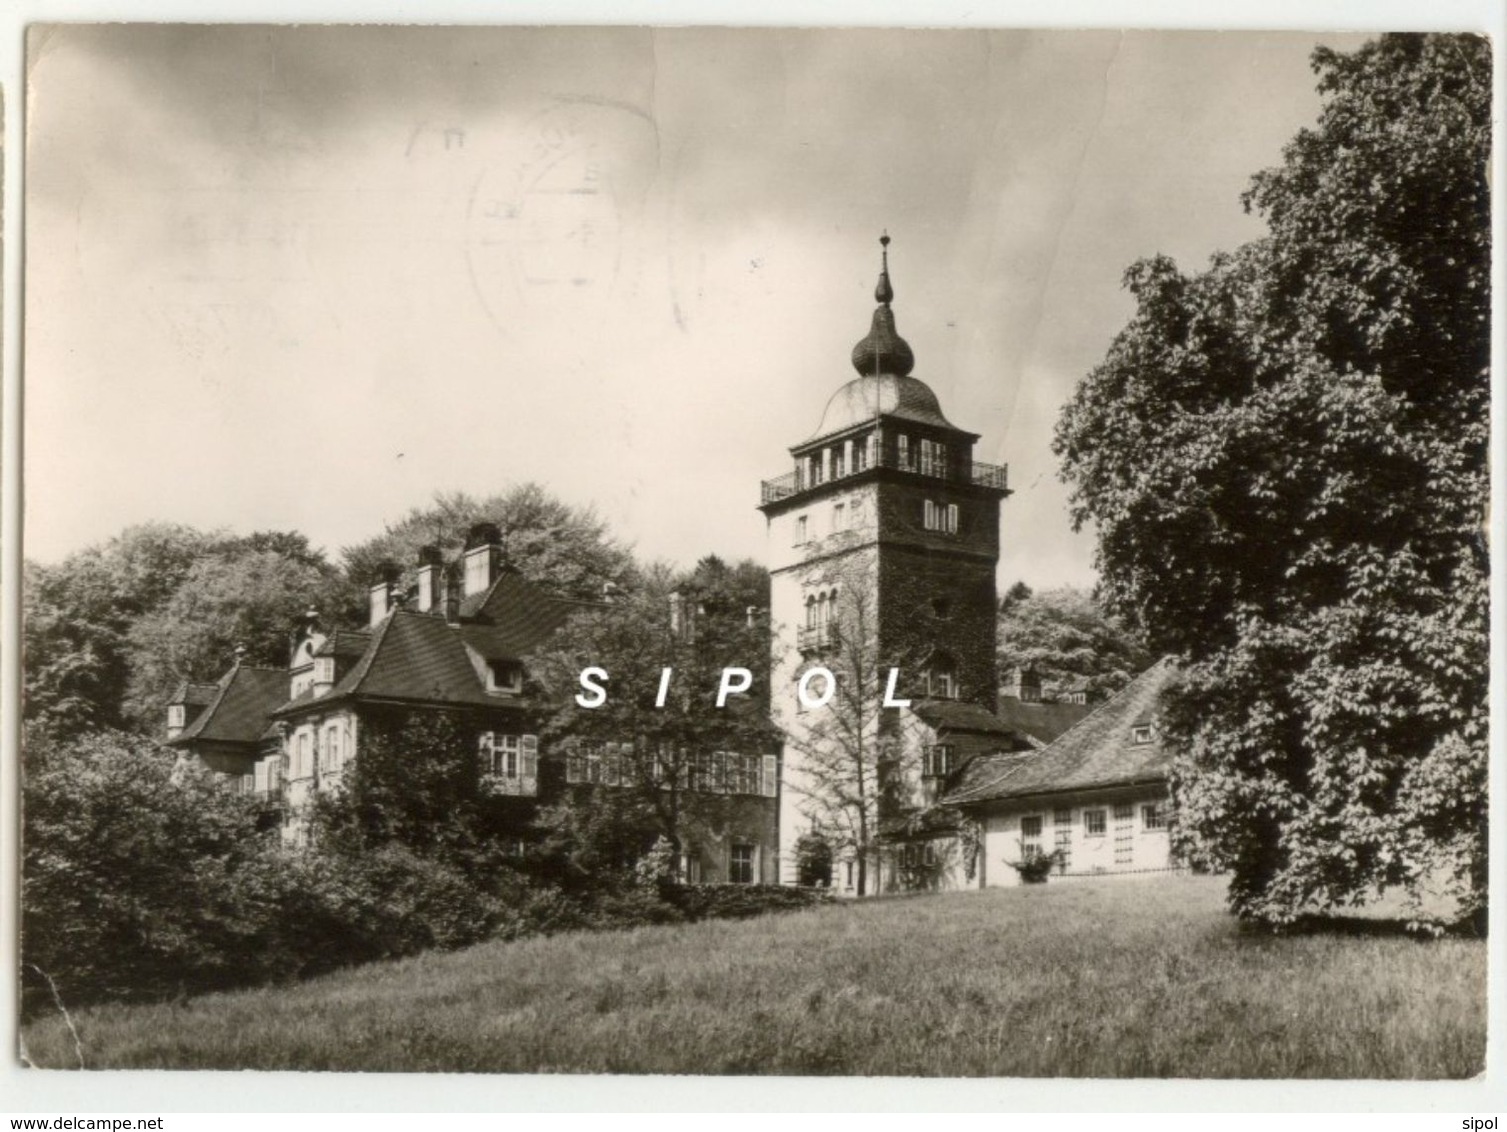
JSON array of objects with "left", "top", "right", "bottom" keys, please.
[
  {"left": 997, "top": 585, "right": 1151, "bottom": 702},
  {"left": 341, "top": 484, "right": 636, "bottom": 602},
  {"left": 24, "top": 525, "right": 353, "bottom": 737},
  {"left": 1053, "top": 35, "right": 1489, "bottom": 927},
  {"left": 526, "top": 561, "right": 776, "bottom": 881}
]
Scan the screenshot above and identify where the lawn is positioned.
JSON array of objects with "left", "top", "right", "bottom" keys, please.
[{"left": 20, "top": 875, "right": 1485, "bottom": 1076}]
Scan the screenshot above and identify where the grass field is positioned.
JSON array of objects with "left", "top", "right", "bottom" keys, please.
[{"left": 21, "top": 875, "right": 1485, "bottom": 1076}]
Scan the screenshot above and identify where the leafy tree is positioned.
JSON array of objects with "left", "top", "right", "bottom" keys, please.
[
  {"left": 342, "top": 485, "right": 636, "bottom": 603},
  {"left": 997, "top": 586, "right": 1151, "bottom": 702},
  {"left": 526, "top": 566, "right": 777, "bottom": 880},
  {"left": 21, "top": 727, "right": 285, "bottom": 1009},
  {"left": 24, "top": 525, "right": 354, "bottom": 737},
  {"left": 124, "top": 548, "right": 352, "bottom": 731},
  {"left": 779, "top": 556, "right": 927, "bottom": 897},
  {"left": 1053, "top": 35, "right": 1489, "bottom": 927},
  {"left": 24, "top": 524, "right": 221, "bottom": 736}
]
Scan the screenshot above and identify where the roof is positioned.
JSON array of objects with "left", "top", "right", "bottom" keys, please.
[
  {"left": 274, "top": 573, "right": 588, "bottom": 718},
  {"left": 943, "top": 660, "right": 1178, "bottom": 807},
  {"left": 910, "top": 699, "right": 1021, "bottom": 737},
  {"left": 169, "top": 681, "right": 220, "bottom": 708},
  {"left": 804, "top": 374, "right": 969, "bottom": 446},
  {"left": 991, "top": 696, "right": 1094, "bottom": 747},
  {"left": 456, "top": 568, "right": 601, "bottom": 654},
  {"left": 314, "top": 629, "right": 371, "bottom": 660},
  {"left": 168, "top": 664, "right": 287, "bottom": 748}
]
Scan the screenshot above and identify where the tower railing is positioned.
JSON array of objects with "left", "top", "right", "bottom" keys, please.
[{"left": 760, "top": 453, "right": 1008, "bottom": 503}]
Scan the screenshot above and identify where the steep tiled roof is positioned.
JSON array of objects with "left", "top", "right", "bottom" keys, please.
[
  {"left": 314, "top": 629, "right": 371, "bottom": 659},
  {"left": 910, "top": 699, "right": 1020, "bottom": 736},
  {"left": 168, "top": 664, "right": 287, "bottom": 747},
  {"left": 275, "top": 573, "right": 587, "bottom": 718},
  {"left": 943, "top": 660, "right": 1178, "bottom": 807},
  {"left": 169, "top": 681, "right": 220, "bottom": 707},
  {"left": 991, "top": 697, "right": 1094, "bottom": 747}
]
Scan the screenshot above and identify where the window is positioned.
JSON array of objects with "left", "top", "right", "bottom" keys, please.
[
  {"left": 1131, "top": 724, "right": 1153, "bottom": 745},
  {"left": 921, "top": 744, "right": 955, "bottom": 778},
  {"left": 729, "top": 844, "right": 756, "bottom": 885},
  {"left": 487, "top": 660, "right": 523, "bottom": 693},
  {"left": 831, "top": 447, "right": 845, "bottom": 479},
  {"left": 1142, "top": 803, "right": 1167, "bottom": 831},
  {"left": 323, "top": 724, "right": 341, "bottom": 771},
  {"left": 478, "top": 732, "right": 539, "bottom": 796},
  {"left": 832, "top": 502, "right": 847, "bottom": 533},
  {"left": 1020, "top": 815, "right": 1043, "bottom": 838},
  {"left": 1054, "top": 809, "right": 1072, "bottom": 870},
  {"left": 931, "top": 597, "right": 951, "bottom": 620},
  {"left": 297, "top": 732, "right": 311, "bottom": 777},
  {"left": 919, "top": 438, "right": 948, "bottom": 478},
  {"left": 794, "top": 515, "right": 808, "bottom": 545},
  {"left": 314, "top": 657, "right": 335, "bottom": 686},
  {"left": 924, "top": 655, "right": 958, "bottom": 700},
  {"left": 922, "top": 500, "right": 960, "bottom": 534},
  {"left": 1084, "top": 809, "right": 1107, "bottom": 837},
  {"left": 897, "top": 434, "right": 911, "bottom": 470},
  {"left": 1113, "top": 802, "right": 1134, "bottom": 821},
  {"left": 167, "top": 704, "right": 185, "bottom": 729}
]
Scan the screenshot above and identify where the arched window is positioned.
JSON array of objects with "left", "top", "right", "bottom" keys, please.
[{"left": 805, "top": 595, "right": 817, "bottom": 629}]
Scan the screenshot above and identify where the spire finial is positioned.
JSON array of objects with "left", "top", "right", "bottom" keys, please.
[
  {"left": 851, "top": 232, "right": 914, "bottom": 377},
  {"left": 875, "top": 232, "right": 895, "bottom": 305}
]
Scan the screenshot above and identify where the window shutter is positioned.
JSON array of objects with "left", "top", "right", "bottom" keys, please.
[
  {"left": 522, "top": 734, "right": 539, "bottom": 796},
  {"left": 761, "top": 754, "right": 778, "bottom": 798}
]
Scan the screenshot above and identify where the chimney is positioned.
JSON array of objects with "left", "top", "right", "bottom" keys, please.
[
  {"left": 443, "top": 561, "right": 462, "bottom": 624},
  {"left": 462, "top": 522, "right": 503, "bottom": 597},
  {"left": 416, "top": 544, "right": 443, "bottom": 613},
  {"left": 368, "top": 560, "right": 400, "bottom": 628}
]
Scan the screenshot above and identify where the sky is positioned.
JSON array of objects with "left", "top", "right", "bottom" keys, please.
[{"left": 24, "top": 26, "right": 1374, "bottom": 588}]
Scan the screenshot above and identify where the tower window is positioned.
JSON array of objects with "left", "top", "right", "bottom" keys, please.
[
  {"left": 832, "top": 503, "right": 847, "bottom": 533},
  {"left": 897, "top": 435, "right": 911, "bottom": 470},
  {"left": 919, "top": 438, "right": 949, "bottom": 478},
  {"left": 923, "top": 654, "right": 958, "bottom": 700},
  {"left": 794, "top": 515, "right": 808, "bottom": 545},
  {"left": 923, "top": 501, "right": 959, "bottom": 534}
]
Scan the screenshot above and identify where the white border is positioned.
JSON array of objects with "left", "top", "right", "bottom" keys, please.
[{"left": 1, "top": 0, "right": 1502, "bottom": 1115}]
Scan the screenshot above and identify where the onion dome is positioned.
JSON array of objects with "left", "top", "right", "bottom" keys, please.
[{"left": 850, "top": 234, "right": 916, "bottom": 378}]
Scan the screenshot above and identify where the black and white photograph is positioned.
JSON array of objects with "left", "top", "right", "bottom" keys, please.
[{"left": 7, "top": 11, "right": 1497, "bottom": 1102}]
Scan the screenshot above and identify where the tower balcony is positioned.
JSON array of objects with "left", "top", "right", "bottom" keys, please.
[{"left": 760, "top": 452, "right": 1008, "bottom": 506}]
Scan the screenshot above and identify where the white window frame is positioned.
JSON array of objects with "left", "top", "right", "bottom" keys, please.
[
  {"left": 729, "top": 843, "right": 756, "bottom": 885},
  {"left": 1142, "top": 803, "right": 1167, "bottom": 831},
  {"left": 1084, "top": 809, "right": 1107, "bottom": 837},
  {"left": 1131, "top": 724, "right": 1153, "bottom": 745}
]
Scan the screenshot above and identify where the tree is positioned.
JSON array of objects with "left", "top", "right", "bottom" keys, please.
[
  {"left": 23, "top": 524, "right": 218, "bottom": 736},
  {"left": 997, "top": 585, "right": 1151, "bottom": 702},
  {"left": 1053, "top": 35, "right": 1489, "bottom": 927},
  {"left": 124, "top": 547, "right": 353, "bottom": 731},
  {"left": 778, "top": 556, "right": 927, "bottom": 897},
  {"left": 24, "top": 525, "right": 355, "bottom": 738},
  {"left": 20, "top": 727, "right": 285, "bottom": 1009},
  {"left": 342, "top": 485, "right": 636, "bottom": 604},
  {"left": 526, "top": 565, "right": 776, "bottom": 882}
]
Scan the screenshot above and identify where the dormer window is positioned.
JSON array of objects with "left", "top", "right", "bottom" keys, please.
[
  {"left": 314, "top": 657, "right": 335, "bottom": 686},
  {"left": 487, "top": 661, "right": 523, "bottom": 693},
  {"left": 1131, "top": 725, "right": 1153, "bottom": 745}
]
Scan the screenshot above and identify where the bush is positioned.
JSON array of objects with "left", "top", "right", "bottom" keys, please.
[{"left": 660, "top": 883, "right": 834, "bottom": 922}]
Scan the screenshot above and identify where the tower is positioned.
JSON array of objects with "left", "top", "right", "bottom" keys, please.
[{"left": 759, "top": 236, "right": 1010, "bottom": 888}]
